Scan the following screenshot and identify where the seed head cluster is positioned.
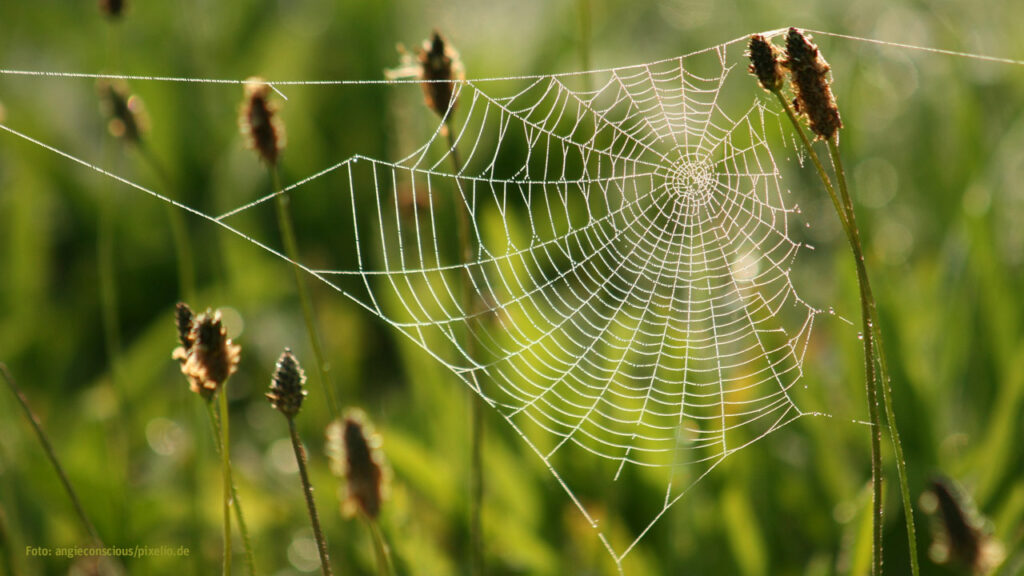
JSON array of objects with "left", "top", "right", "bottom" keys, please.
[
  {"left": 172, "top": 304, "right": 241, "bottom": 400},
  {"left": 783, "top": 28, "right": 842, "bottom": 140},
  {"left": 327, "top": 410, "right": 388, "bottom": 519},
  {"left": 417, "top": 31, "right": 464, "bottom": 119},
  {"left": 239, "top": 77, "right": 285, "bottom": 166},
  {"left": 921, "top": 476, "right": 1004, "bottom": 573},
  {"left": 267, "top": 348, "right": 307, "bottom": 418},
  {"left": 746, "top": 28, "right": 843, "bottom": 141},
  {"left": 99, "top": 0, "right": 125, "bottom": 18},
  {"left": 747, "top": 35, "right": 785, "bottom": 93},
  {"left": 98, "top": 80, "right": 147, "bottom": 144},
  {"left": 174, "top": 302, "right": 195, "bottom": 350}
]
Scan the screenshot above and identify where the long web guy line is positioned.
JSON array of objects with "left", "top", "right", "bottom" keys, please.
[{"left": 3, "top": 27, "right": 1020, "bottom": 93}]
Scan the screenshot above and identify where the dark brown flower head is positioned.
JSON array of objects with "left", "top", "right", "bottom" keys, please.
[
  {"left": 417, "top": 31, "right": 464, "bottom": 119},
  {"left": 174, "top": 302, "right": 195, "bottom": 350},
  {"left": 173, "top": 308, "right": 241, "bottom": 400},
  {"left": 784, "top": 28, "right": 842, "bottom": 140},
  {"left": 920, "top": 476, "right": 1004, "bottom": 574},
  {"left": 267, "top": 348, "right": 307, "bottom": 418},
  {"left": 326, "top": 409, "right": 389, "bottom": 520},
  {"left": 99, "top": 0, "right": 125, "bottom": 18},
  {"left": 239, "top": 77, "right": 285, "bottom": 166},
  {"left": 97, "top": 80, "right": 147, "bottom": 144},
  {"left": 747, "top": 35, "right": 785, "bottom": 93}
]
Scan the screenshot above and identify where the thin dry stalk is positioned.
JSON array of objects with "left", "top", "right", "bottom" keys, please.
[
  {"left": 749, "top": 30, "right": 919, "bottom": 576},
  {"left": 0, "top": 363, "right": 103, "bottom": 547}
]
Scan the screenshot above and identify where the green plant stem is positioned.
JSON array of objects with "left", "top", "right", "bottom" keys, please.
[
  {"left": 1, "top": 364, "right": 102, "bottom": 547},
  {"left": 364, "top": 515, "right": 394, "bottom": 576},
  {"left": 205, "top": 400, "right": 256, "bottom": 576},
  {"left": 770, "top": 92, "right": 885, "bottom": 575},
  {"left": 272, "top": 167, "right": 339, "bottom": 421},
  {"left": 827, "top": 139, "right": 919, "bottom": 576},
  {"left": 137, "top": 145, "right": 196, "bottom": 301},
  {"left": 772, "top": 93, "right": 849, "bottom": 232},
  {"left": 445, "top": 122, "right": 484, "bottom": 576},
  {"left": 218, "top": 388, "right": 233, "bottom": 576},
  {"left": 288, "top": 418, "right": 333, "bottom": 576}
]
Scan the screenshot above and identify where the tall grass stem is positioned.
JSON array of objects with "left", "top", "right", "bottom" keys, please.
[
  {"left": 138, "top": 145, "right": 196, "bottom": 301},
  {"left": 1, "top": 364, "right": 103, "bottom": 547},
  {"left": 272, "top": 168, "right": 339, "bottom": 421},
  {"left": 365, "top": 515, "right": 394, "bottom": 576},
  {"left": 218, "top": 387, "right": 233, "bottom": 576},
  {"left": 770, "top": 94, "right": 885, "bottom": 576},
  {"left": 204, "top": 400, "right": 256, "bottom": 576},
  {"left": 445, "top": 123, "right": 485, "bottom": 576},
  {"left": 827, "top": 139, "right": 919, "bottom": 576},
  {"left": 288, "top": 418, "right": 333, "bottom": 576}
]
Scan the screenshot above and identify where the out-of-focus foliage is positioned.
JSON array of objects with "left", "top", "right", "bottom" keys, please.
[{"left": 1, "top": 1, "right": 1023, "bottom": 574}]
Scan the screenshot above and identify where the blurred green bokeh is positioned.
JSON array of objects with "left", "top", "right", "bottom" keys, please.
[{"left": 1, "top": 1, "right": 1023, "bottom": 575}]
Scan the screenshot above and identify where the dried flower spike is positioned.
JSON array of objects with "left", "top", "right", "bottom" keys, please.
[
  {"left": 239, "top": 77, "right": 285, "bottom": 166},
  {"left": 747, "top": 35, "right": 785, "bottom": 93},
  {"left": 326, "top": 410, "right": 388, "bottom": 519},
  {"left": 784, "top": 28, "right": 842, "bottom": 140},
  {"left": 920, "top": 477, "right": 1004, "bottom": 574},
  {"left": 417, "top": 31, "right": 464, "bottom": 119},
  {"left": 267, "top": 348, "right": 307, "bottom": 418},
  {"left": 174, "top": 302, "right": 195, "bottom": 350},
  {"left": 98, "top": 80, "right": 147, "bottom": 144},
  {"left": 99, "top": 0, "right": 125, "bottom": 18},
  {"left": 173, "top": 308, "right": 241, "bottom": 400}
]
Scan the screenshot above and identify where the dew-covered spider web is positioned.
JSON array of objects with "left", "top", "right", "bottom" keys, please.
[{"left": 4, "top": 27, "right": 1021, "bottom": 571}]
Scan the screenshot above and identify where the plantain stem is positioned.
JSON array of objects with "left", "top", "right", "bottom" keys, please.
[
  {"left": 771, "top": 91, "right": 885, "bottom": 576},
  {"left": 1, "top": 364, "right": 103, "bottom": 548},
  {"left": 205, "top": 400, "right": 256, "bottom": 576},
  {"left": 446, "top": 121, "right": 485, "bottom": 576},
  {"left": 827, "top": 139, "right": 919, "bottom": 576},
  {"left": 288, "top": 418, "right": 333, "bottom": 576},
  {"left": 219, "top": 388, "right": 233, "bottom": 576},
  {"left": 272, "top": 167, "right": 339, "bottom": 421},
  {"left": 365, "top": 514, "right": 394, "bottom": 576}
]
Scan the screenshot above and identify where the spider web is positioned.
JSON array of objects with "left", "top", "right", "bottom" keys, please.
[
  {"left": 317, "top": 38, "right": 819, "bottom": 562},
  {"left": 3, "top": 30, "right": 825, "bottom": 569}
]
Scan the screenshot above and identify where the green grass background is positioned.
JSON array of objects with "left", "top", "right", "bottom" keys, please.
[{"left": 1, "top": 1, "right": 1023, "bottom": 574}]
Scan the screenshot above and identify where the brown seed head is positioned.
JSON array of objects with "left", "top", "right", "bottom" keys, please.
[
  {"left": 98, "top": 80, "right": 147, "bottom": 144},
  {"left": 417, "top": 31, "right": 464, "bottom": 119},
  {"left": 173, "top": 308, "right": 241, "bottom": 400},
  {"left": 239, "top": 77, "right": 285, "bottom": 166},
  {"left": 99, "top": 0, "right": 125, "bottom": 18},
  {"left": 920, "top": 476, "right": 1004, "bottom": 574},
  {"left": 326, "top": 409, "right": 388, "bottom": 520},
  {"left": 747, "top": 35, "right": 785, "bottom": 93},
  {"left": 174, "top": 302, "right": 195, "bottom": 350},
  {"left": 784, "top": 28, "right": 842, "bottom": 140},
  {"left": 267, "top": 348, "right": 307, "bottom": 418}
]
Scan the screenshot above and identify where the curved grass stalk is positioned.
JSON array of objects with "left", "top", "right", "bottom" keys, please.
[
  {"left": 205, "top": 400, "right": 256, "bottom": 576},
  {"left": 272, "top": 167, "right": 339, "bottom": 421},
  {"left": 769, "top": 94, "right": 884, "bottom": 572},
  {"left": 1, "top": 364, "right": 103, "bottom": 548},
  {"left": 445, "top": 121, "right": 485, "bottom": 576},
  {"left": 365, "top": 514, "right": 395, "bottom": 576},
  {"left": 827, "top": 139, "right": 920, "bottom": 576},
  {"left": 288, "top": 418, "right": 333, "bottom": 576},
  {"left": 768, "top": 90, "right": 918, "bottom": 576},
  {"left": 136, "top": 145, "right": 196, "bottom": 302},
  {"left": 219, "top": 387, "right": 233, "bottom": 576}
]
